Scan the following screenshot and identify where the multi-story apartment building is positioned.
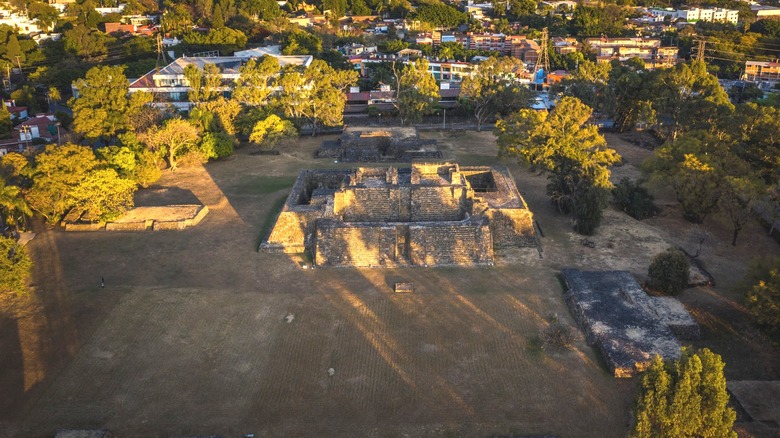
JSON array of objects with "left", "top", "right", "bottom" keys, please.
[
  {"left": 425, "top": 32, "right": 539, "bottom": 65},
  {"left": 650, "top": 7, "right": 739, "bottom": 24},
  {"left": 586, "top": 37, "right": 679, "bottom": 69},
  {"left": 743, "top": 60, "right": 780, "bottom": 84}
]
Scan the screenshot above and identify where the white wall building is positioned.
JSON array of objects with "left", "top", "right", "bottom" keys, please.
[{"left": 650, "top": 7, "right": 739, "bottom": 24}]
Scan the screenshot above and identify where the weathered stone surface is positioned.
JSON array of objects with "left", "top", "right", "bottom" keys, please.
[
  {"left": 261, "top": 162, "right": 535, "bottom": 267},
  {"left": 316, "top": 127, "right": 443, "bottom": 162},
  {"left": 561, "top": 269, "right": 699, "bottom": 378}
]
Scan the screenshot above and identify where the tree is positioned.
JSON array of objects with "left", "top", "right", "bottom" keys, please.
[
  {"left": 143, "top": 118, "right": 201, "bottom": 171},
  {"left": 0, "top": 105, "right": 11, "bottom": 139},
  {"left": 654, "top": 61, "right": 732, "bottom": 141},
  {"left": 161, "top": 5, "right": 194, "bottom": 36},
  {"left": 232, "top": 56, "right": 280, "bottom": 106},
  {"left": 69, "top": 169, "right": 136, "bottom": 222},
  {"left": 0, "top": 177, "right": 31, "bottom": 230},
  {"left": 745, "top": 257, "right": 780, "bottom": 337},
  {"left": 281, "top": 31, "right": 323, "bottom": 55},
  {"left": 28, "top": 2, "right": 59, "bottom": 32},
  {"left": 249, "top": 114, "right": 297, "bottom": 150},
  {"left": 26, "top": 144, "right": 109, "bottom": 223},
  {"left": 719, "top": 176, "right": 763, "bottom": 246},
  {"left": 496, "top": 96, "right": 620, "bottom": 234},
  {"left": 612, "top": 177, "right": 659, "bottom": 220},
  {"left": 460, "top": 57, "right": 531, "bottom": 131},
  {"left": 412, "top": 1, "right": 467, "bottom": 28},
  {"left": 47, "top": 86, "right": 61, "bottom": 109},
  {"left": 63, "top": 25, "right": 111, "bottom": 60},
  {"left": 644, "top": 131, "right": 733, "bottom": 224},
  {"left": 551, "top": 59, "right": 614, "bottom": 118},
  {"left": 648, "top": 247, "right": 690, "bottom": 296},
  {"left": 631, "top": 349, "right": 736, "bottom": 438},
  {"left": 393, "top": 59, "right": 440, "bottom": 126},
  {"left": 70, "top": 66, "right": 138, "bottom": 142},
  {"left": 191, "top": 97, "right": 241, "bottom": 135},
  {"left": 184, "top": 63, "right": 222, "bottom": 103},
  {"left": 0, "top": 235, "right": 32, "bottom": 296},
  {"left": 98, "top": 137, "right": 162, "bottom": 188},
  {"left": 198, "top": 132, "right": 235, "bottom": 160},
  {"left": 276, "top": 60, "right": 357, "bottom": 135}
]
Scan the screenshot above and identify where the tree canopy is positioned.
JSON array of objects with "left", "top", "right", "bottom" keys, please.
[
  {"left": 631, "top": 349, "right": 736, "bottom": 438},
  {"left": 393, "top": 58, "right": 440, "bottom": 126},
  {"left": 496, "top": 96, "right": 620, "bottom": 234},
  {"left": 460, "top": 57, "right": 531, "bottom": 131}
]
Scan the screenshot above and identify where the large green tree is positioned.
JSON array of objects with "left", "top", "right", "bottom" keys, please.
[
  {"left": 26, "top": 144, "right": 136, "bottom": 223},
  {"left": 184, "top": 63, "right": 223, "bottom": 104},
  {"left": 232, "top": 56, "right": 280, "bottom": 106},
  {"left": 654, "top": 61, "right": 732, "bottom": 141},
  {"left": 496, "top": 96, "right": 620, "bottom": 234},
  {"left": 0, "top": 177, "right": 31, "bottom": 230},
  {"left": 459, "top": 57, "right": 531, "bottom": 131},
  {"left": 70, "top": 66, "right": 151, "bottom": 142},
  {"left": 0, "top": 235, "right": 32, "bottom": 296},
  {"left": 276, "top": 60, "right": 357, "bottom": 135},
  {"left": 143, "top": 118, "right": 202, "bottom": 171},
  {"left": 644, "top": 130, "right": 734, "bottom": 224},
  {"left": 393, "top": 59, "right": 440, "bottom": 126},
  {"left": 63, "top": 25, "right": 112, "bottom": 60},
  {"left": 631, "top": 349, "right": 736, "bottom": 438}
]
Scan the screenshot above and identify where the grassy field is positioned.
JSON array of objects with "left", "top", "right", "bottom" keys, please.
[{"left": 0, "top": 131, "right": 777, "bottom": 437}]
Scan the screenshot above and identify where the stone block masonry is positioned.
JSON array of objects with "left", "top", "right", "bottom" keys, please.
[
  {"left": 261, "top": 162, "right": 536, "bottom": 267},
  {"left": 561, "top": 269, "right": 700, "bottom": 378}
]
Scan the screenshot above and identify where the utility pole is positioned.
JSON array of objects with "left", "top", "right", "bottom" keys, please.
[
  {"left": 695, "top": 39, "right": 706, "bottom": 62},
  {"left": 532, "top": 27, "right": 551, "bottom": 88},
  {"left": 156, "top": 33, "right": 166, "bottom": 72}
]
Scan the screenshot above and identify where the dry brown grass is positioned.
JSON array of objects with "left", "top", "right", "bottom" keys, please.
[{"left": 0, "top": 130, "right": 777, "bottom": 437}]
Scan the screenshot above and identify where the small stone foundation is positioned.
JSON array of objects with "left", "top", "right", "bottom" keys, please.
[{"left": 316, "top": 127, "right": 442, "bottom": 162}]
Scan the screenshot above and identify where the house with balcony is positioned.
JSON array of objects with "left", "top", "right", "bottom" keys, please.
[
  {"left": 743, "top": 60, "right": 780, "bottom": 88},
  {"left": 586, "top": 37, "right": 679, "bottom": 69}
]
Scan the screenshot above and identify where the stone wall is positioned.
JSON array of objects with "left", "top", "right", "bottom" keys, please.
[
  {"left": 315, "top": 219, "right": 493, "bottom": 267},
  {"left": 410, "top": 186, "right": 465, "bottom": 221},
  {"left": 486, "top": 208, "right": 536, "bottom": 247},
  {"left": 334, "top": 187, "right": 412, "bottom": 222},
  {"left": 408, "top": 220, "right": 493, "bottom": 266},
  {"left": 315, "top": 220, "right": 395, "bottom": 267}
]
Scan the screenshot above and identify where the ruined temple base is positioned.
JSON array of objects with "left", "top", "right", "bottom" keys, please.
[{"left": 562, "top": 268, "right": 699, "bottom": 378}]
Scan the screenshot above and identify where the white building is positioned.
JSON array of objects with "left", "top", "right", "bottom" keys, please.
[
  {"left": 0, "top": 7, "right": 41, "bottom": 35},
  {"left": 650, "top": 7, "right": 739, "bottom": 24},
  {"left": 127, "top": 48, "right": 313, "bottom": 108}
]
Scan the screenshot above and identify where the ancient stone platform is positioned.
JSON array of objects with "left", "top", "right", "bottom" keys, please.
[
  {"left": 260, "top": 162, "right": 536, "bottom": 267},
  {"left": 316, "top": 127, "right": 442, "bottom": 162},
  {"left": 561, "top": 269, "right": 699, "bottom": 378}
]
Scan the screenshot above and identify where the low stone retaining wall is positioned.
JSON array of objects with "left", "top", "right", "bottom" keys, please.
[{"left": 63, "top": 205, "right": 209, "bottom": 232}]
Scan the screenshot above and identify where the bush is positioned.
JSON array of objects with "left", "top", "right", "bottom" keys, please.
[
  {"left": 198, "top": 131, "right": 234, "bottom": 160},
  {"left": 612, "top": 177, "right": 659, "bottom": 220},
  {"left": 744, "top": 257, "right": 780, "bottom": 340},
  {"left": 573, "top": 185, "right": 609, "bottom": 235},
  {"left": 648, "top": 247, "right": 690, "bottom": 295},
  {"left": 540, "top": 314, "right": 576, "bottom": 351}
]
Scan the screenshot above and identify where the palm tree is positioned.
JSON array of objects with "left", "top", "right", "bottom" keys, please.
[
  {"left": 0, "top": 178, "right": 32, "bottom": 232},
  {"left": 47, "top": 87, "right": 61, "bottom": 110}
]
